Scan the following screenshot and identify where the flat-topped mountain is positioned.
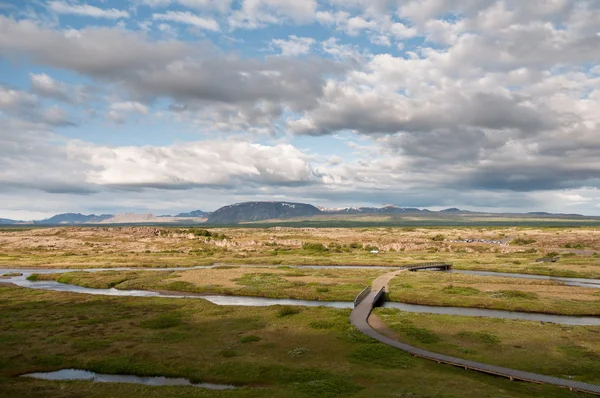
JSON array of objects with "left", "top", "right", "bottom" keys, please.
[
  {"left": 320, "top": 205, "right": 423, "bottom": 214},
  {"left": 35, "top": 213, "right": 113, "bottom": 225},
  {"left": 1, "top": 203, "right": 598, "bottom": 225},
  {"left": 175, "top": 210, "right": 209, "bottom": 218},
  {"left": 207, "top": 201, "right": 321, "bottom": 224}
]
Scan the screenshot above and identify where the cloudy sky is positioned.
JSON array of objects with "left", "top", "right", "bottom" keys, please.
[{"left": 1, "top": 0, "right": 600, "bottom": 219}]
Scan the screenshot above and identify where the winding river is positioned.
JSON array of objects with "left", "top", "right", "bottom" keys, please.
[{"left": 2, "top": 266, "right": 600, "bottom": 325}]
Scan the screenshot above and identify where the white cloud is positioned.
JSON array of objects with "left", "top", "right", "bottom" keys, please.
[
  {"left": 141, "top": 0, "right": 232, "bottom": 13},
  {"left": 272, "top": 35, "right": 315, "bottom": 56},
  {"left": 152, "top": 11, "right": 219, "bottom": 31},
  {"left": 107, "top": 101, "right": 149, "bottom": 123},
  {"left": 42, "top": 105, "right": 73, "bottom": 126},
  {"left": 30, "top": 73, "right": 84, "bottom": 103},
  {"left": 110, "top": 101, "right": 149, "bottom": 114},
  {"left": 78, "top": 141, "right": 316, "bottom": 188},
  {"left": 229, "top": 0, "right": 317, "bottom": 29},
  {"left": 48, "top": 1, "right": 129, "bottom": 19}
]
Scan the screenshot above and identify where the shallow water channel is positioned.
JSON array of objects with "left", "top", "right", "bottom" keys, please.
[
  {"left": 2, "top": 266, "right": 600, "bottom": 325},
  {"left": 21, "top": 369, "right": 236, "bottom": 389},
  {"left": 447, "top": 269, "right": 600, "bottom": 288}
]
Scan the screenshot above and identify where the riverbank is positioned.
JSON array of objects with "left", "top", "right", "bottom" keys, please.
[{"left": 0, "top": 284, "right": 589, "bottom": 398}]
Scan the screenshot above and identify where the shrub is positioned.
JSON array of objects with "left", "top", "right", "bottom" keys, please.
[
  {"left": 219, "top": 349, "right": 238, "bottom": 358},
  {"left": 309, "top": 320, "right": 336, "bottom": 330},
  {"left": 293, "top": 375, "right": 363, "bottom": 397},
  {"left": 396, "top": 322, "right": 440, "bottom": 344},
  {"left": 139, "top": 313, "right": 182, "bottom": 329},
  {"left": 288, "top": 347, "right": 309, "bottom": 357},
  {"left": 511, "top": 237, "right": 536, "bottom": 245},
  {"left": 276, "top": 306, "right": 301, "bottom": 317},
  {"left": 563, "top": 242, "right": 585, "bottom": 249},
  {"left": 315, "top": 286, "right": 329, "bottom": 293},
  {"left": 26, "top": 273, "right": 40, "bottom": 281},
  {"left": 442, "top": 285, "right": 480, "bottom": 296},
  {"left": 347, "top": 344, "right": 415, "bottom": 368},
  {"left": 457, "top": 331, "right": 500, "bottom": 345},
  {"left": 302, "top": 243, "right": 328, "bottom": 252},
  {"left": 239, "top": 335, "right": 261, "bottom": 344},
  {"left": 491, "top": 290, "right": 538, "bottom": 300},
  {"left": 431, "top": 234, "right": 445, "bottom": 242}
]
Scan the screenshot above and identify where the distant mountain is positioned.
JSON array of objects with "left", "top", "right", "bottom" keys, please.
[
  {"left": 175, "top": 210, "right": 209, "bottom": 218},
  {"left": 35, "top": 213, "right": 113, "bottom": 225},
  {"left": 321, "top": 205, "right": 424, "bottom": 214},
  {"left": 440, "top": 208, "right": 462, "bottom": 213},
  {"left": 527, "top": 211, "right": 583, "bottom": 217},
  {"left": 0, "top": 218, "right": 20, "bottom": 224},
  {"left": 207, "top": 201, "right": 321, "bottom": 224}
]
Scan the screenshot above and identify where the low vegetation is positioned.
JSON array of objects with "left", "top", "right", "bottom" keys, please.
[
  {"left": 29, "top": 267, "right": 384, "bottom": 302},
  {"left": 373, "top": 308, "right": 600, "bottom": 385},
  {"left": 1, "top": 285, "right": 580, "bottom": 398},
  {"left": 387, "top": 272, "right": 600, "bottom": 315}
]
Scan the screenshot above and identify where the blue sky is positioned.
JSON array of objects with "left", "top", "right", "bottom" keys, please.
[{"left": 1, "top": 0, "right": 600, "bottom": 219}]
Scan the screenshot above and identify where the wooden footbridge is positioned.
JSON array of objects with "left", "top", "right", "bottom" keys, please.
[
  {"left": 404, "top": 262, "right": 452, "bottom": 271},
  {"left": 350, "top": 268, "right": 600, "bottom": 396}
]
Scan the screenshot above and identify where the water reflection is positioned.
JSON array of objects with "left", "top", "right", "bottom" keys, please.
[{"left": 21, "top": 369, "right": 236, "bottom": 389}]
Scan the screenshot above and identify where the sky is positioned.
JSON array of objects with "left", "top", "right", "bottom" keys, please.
[{"left": 1, "top": 0, "right": 600, "bottom": 220}]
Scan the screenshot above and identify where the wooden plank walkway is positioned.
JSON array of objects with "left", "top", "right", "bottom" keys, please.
[{"left": 350, "top": 271, "right": 600, "bottom": 396}]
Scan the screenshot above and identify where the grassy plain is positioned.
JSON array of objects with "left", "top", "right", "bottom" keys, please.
[
  {"left": 0, "top": 285, "right": 590, "bottom": 398},
  {"left": 372, "top": 309, "right": 600, "bottom": 384},
  {"left": 386, "top": 272, "right": 600, "bottom": 315},
  {"left": 30, "top": 267, "right": 385, "bottom": 301},
  {"left": 0, "top": 226, "right": 599, "bottom": 279},
  {"left": 2, "top": 226, "right": 600, "bottom": 397}
]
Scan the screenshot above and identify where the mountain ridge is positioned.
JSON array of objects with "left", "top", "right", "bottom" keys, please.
[{"left": 0, "top": 202, "right": 596, "bottom": 225}]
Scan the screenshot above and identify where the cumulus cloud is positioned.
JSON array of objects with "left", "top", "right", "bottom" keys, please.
[
  {"left": 77, "top": 141, "right": 317, "bottom": 189},
  {"left": 0, "top": 85, "right": 76, "bottom": 126},
  {"left": 0, "top": 121, "right": 319, "bottom": 193},
  {"left": 0, "top": 17, "right": 340, "bottom": 131},
  {"left": 29, "top": 73, "right": 89, "bottom": 103},
  {"left": 48, "top": 1, "right": 129, "bottom": 19},
  {"left": 107, "top": 101, "right": 149, "bottom": 123},
  {"left": 229, "top": 0, "right": 317, "bottom": 29},
  {"left": 2, "top": 1, "right": 600, "bottom": 215},
  {"left": 272, "top": 35, "right": 315, "bottom": 56},
  {"left": 141, "top": 0, "right": 233, "bottom": 13},
  {"left": 152, "top": 11, "right": 220, "bottom": 31}
]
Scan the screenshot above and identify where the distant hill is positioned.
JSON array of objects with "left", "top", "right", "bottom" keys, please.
[
  {"left": 320, "top": 205, "right": 424, "bottom": 214},
  {"left": 440, "top": 208, "right": 462, "bottom": 213},
  {"left": 175, "top": 210, "right": 209, "bottom": 218},
  {"left": 527, "top": 212, "right": 583, "bottom": 217},
  {"left": 207, "top": 201, "right": 321, "bottom": 224},
  {"left": 35, "top": 213, "right": 113, "bottom": 225},
  {"left": 0, "top": 218, "right": 20, "bottom": 225}
]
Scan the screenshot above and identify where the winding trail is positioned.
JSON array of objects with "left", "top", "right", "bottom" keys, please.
[{"left": 350, "top": 269, "right": 600, "bottom": 396}]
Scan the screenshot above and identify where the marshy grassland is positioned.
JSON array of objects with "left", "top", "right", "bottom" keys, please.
[
  {"left": 1, "top": 225, "right": 600, "bottom": 397},
  {"left": 386, "top": 272, "right": 600, "bottom": 315},
  {"left": 371, "top": 308, "right": 600, "bottom": 385},
  {"left": 28, "top": 266, "right": 386, "bottom": 301},
  {"left": 0, "top": 284, "right": 592, "bottom": 398},
  {"left": 0, "top": 226, "right": 599, "bottom": 278}
]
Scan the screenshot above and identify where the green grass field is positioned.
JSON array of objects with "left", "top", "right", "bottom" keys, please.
[{"left": 0, "top": 285, "right": 590, "bottom": 398}]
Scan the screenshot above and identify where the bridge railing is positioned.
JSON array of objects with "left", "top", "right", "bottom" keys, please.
[
  {"left": 372, "top": 286, "right": 386, "bottom": 306},
  {"left": 404, "top": 262, "right": 453, "bottom": 270},
  {"left": 353, "top": 286, "right": 371, "bottom": 307}
]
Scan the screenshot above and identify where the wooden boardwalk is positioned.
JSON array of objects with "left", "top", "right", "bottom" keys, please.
[
  {"left": 405, "top": 262, "right": 452, "bottom": 271},
  {"left": 350, "top": 271, "right": 600, "bottom": 396}
]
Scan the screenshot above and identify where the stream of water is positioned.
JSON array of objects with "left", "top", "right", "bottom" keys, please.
[{"left": 2, "top": 266, "right": 599, "bottom": 325}]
